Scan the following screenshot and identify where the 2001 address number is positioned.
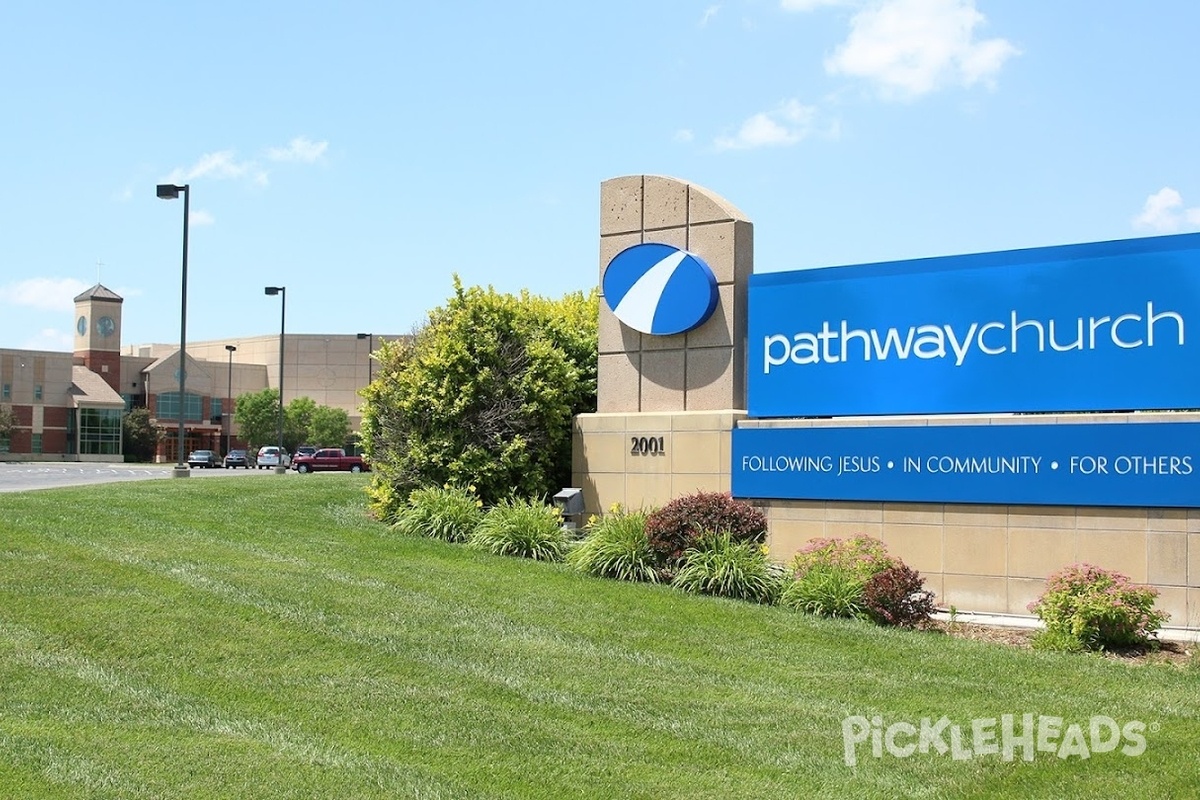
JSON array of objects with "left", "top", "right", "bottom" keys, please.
[{"left": 631, "top": 436, "right": 666, "bottom": 456}]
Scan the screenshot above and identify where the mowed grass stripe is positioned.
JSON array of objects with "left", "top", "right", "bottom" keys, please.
[{"left": 1, "top": 477, "right": 1198, "bottom": 799}]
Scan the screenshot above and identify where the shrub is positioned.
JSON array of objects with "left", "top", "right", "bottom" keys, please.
[
  {"left": 392, "top": 484, "right": 484, "bottom": 542},
  {"left": 645, "top": 491, "right": 767, "bottom": 567},
  {"left": 861, "top": 564, "right": 935, "bottom": 628},
  {"left": 782, "top": 535, "right": 934, "bottom": 626},
  {"left": 789, "top": 535, "right": 897, "bottom": 583},
  {"left": 672, "top": 533, "right": 785, "bottom": 604},
  {"left": 1027, "top": 563, "right": 1169, "bottom": 650},
  {"left": 469, "top": 497, "right": 568, "bottom": 561},
  {"left": 779, "top": 565, "right": 866, "bottom": 619},
  {"left": 360, "top": 280, "right": 598, "bottom": 520},
  {"left": 568, "top": 509, "right": 659, "bottom": 583}
]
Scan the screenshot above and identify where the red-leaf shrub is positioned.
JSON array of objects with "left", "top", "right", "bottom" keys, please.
[
  {"left": 861, "top": 564, "right": 935, "bottom": 628},
  {"left": 644, "top": 491, "right": 767, "bottom": 566}
]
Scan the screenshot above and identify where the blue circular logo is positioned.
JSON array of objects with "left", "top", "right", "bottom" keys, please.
[{"left": 603, "top": 243, "right": 719, "bottom": 336}]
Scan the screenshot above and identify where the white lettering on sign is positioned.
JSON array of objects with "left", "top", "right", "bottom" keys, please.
[{"left": 762, "top": 302, "right": 1184, "bottom": 373}]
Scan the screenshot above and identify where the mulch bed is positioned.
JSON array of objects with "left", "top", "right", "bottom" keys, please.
[{"left": 925, "top": 620, "right": 1196, "bottom": 667}]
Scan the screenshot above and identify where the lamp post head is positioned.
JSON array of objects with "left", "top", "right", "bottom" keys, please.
[
  {"left": 156, "top": 184, "right": 185, "bottom": 200},
  {"left": 356, "top": 332, "right": 371, "bottom": 340},
  {"left": 225, "top": 344, "right": 237, "bottom": 353},
  {"left": 264, "top": 286, "right": 284, "bottom": 296}
]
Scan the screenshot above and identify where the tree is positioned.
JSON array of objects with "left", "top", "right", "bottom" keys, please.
[
  {"left": 234, "top": 389, "right": 353, "bottom": 451},
  {"left": 308, "top": 405, "right": 351, "bottom": 447},
  {"left": 360, "top": 277, "right": 598, "bottom": 520},
  {"left": 121, "top": 408, "right": 158, "bottom": 462},
  {"left": 284, "top": 396, "right": 317, "bottom": 451},
  {"left": 0, "top": 404, "right": 17, "bottom": 452},
  {"left": 234, "top": 388, "right": 283, "bottom": 449}
]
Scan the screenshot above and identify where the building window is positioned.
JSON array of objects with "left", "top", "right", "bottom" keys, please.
[
  {"left": 210, "top": 397, "right": 222, "bottom": 421},
  {"left": 34, "top": 385, "right": 43, "bottom": 401},
  {"left": 31, "top": 433, "right": 42, "bottom": 454},
  {"left": 79, "top": 408, "right": 121, "bottom": 455},
  {"left": 155, "top": 392, "right": 203, "bottom": 421},
  {"left": 1, "top": 383, "right": 9, "bottom": 400}
]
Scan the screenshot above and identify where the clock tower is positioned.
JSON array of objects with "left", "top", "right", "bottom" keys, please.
[{"left": 73, "top": 284, "right": 123, "bottom": 393}]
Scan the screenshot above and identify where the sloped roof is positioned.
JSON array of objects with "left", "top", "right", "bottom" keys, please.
[
  {"left": 73, "top": 283, "right": 123, "bottom": 303},
  {"left": 70, "top": 366, "right": 125, "bottom": 407}
]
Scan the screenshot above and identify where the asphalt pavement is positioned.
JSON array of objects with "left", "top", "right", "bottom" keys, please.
[{"left": 0, "top": 461, "right": 286, "bottom": 492}]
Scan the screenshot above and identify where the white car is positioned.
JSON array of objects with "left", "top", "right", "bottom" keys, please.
[{"left": 255, "top": 446, "right": 291, "bottom": 469}]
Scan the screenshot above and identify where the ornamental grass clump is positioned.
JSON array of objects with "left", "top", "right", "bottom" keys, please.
[
  {"left": 568, "top": 508, "right": 660, "bottom": 583},
  {"left": 672, "top": 532, "right": 786, "bottom": 604},
  {"left": 1028, "top": 563, "right": 1169, "bottom": 651},
  {"left": 469, "top": 497, "right": 568, "bottom": 561},
  {"left": 779, "top": 563, "right": 867, "bottom": 619},
  {"left": 392, "top": 484, "right": 484, "bottom": 543}
]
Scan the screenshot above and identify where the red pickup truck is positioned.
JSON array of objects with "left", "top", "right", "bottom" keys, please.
[{"left": 290, "top": 448, "right": 369, "bottom": 473}]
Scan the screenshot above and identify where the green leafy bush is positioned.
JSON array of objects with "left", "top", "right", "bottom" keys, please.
[
  {"left": 568, "top": 509, "right": 659, "bottom": 582},
  {"left": 861, "top": 564, "right": 935, "bottom": 628},
  {"left": 469, "top": 497, "right": 568, "bottom": 561},
  {"left": 644, "top": 491, "right": 767, "bottom": 568},
  {"left": 360, "top": 279, "right": 598, "bottom": 520},
  {"left": 1027, "top": 563, "right": 1169, "bottom": 650},
  {"left": 392, "top": 484, "right": 484, "bottom": 542},
  {"left": 672, "top": 533, "right": 784, "bottom": 604},
  {"left": 779, "top": 564, "right": 866, "bottom": 619}
]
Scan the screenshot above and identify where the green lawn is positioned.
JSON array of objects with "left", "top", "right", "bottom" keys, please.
[{"left": 1, "top": 477, "right": 1196, "bottom": 799}]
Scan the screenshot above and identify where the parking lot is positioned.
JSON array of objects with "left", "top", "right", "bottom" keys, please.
[{"left": 0, "top": 461, "right": 290, "bottom": 492}]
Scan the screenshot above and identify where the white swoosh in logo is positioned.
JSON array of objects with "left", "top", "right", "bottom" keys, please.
[{"left": 612, "top": 250, "right": 687, "bottom": 333}]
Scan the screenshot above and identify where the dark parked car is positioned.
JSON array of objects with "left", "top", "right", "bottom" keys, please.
[
  {"left": 187, "top": 449, "right": 221, "bottom": 468},
  {"left": 223, "top": 449, "right": 251, "bottom": 469}
]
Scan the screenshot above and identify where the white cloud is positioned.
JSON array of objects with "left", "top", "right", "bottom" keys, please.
[
  {"left": 700, "top": 5, "right": 720, "bottom": 26},
  {"left": 266, "top": 136, "right": 329, "bottom": 163},
  {"left": 161, "top": 137, "right": 328, "bottom": 190},
  {"left": 714, "top": 99, "right": 819, "bottom": 151},
  {"left": 824, "top": 0, "right": 1018, "bottom": 99},
  {"left": 189, "top": 209, "right": 216, "bottom": 226},
  {"left": 164, "top": 150, "right": 268, "bottom": 186},
  {"left": 781, "top": 0, "right": 847, "bottom": 11},
  {"left": 0, "top": 277, "right": 91, "bottom": 311},
  {"left": 1133, "top": 187, "right": 1200, "bottom": 233},
  {"left": 674, "top": 129, "right": 695, "bottom": 143}
]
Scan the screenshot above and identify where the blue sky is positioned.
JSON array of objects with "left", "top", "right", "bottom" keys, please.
[{"left": 2, "top": 1, "right": 1198, "bottom": 351}]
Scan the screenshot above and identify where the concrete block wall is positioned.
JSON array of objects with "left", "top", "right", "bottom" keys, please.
[
  {"left": 572, "top": 411, "right": 746, "bottom": 516},
  {"left": 764, "top": 499, "right": 1200, "bottom": 629},
  {"left": 598, "top": 175, "right": 752, "bottom": 413}
]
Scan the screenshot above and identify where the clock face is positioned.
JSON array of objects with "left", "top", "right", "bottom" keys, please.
[
  {"left": 77, "top": 316, "right": 87, "bottom": 336},
  {"left": 96, "top": 316, "right": 116, "bottom": 337}
]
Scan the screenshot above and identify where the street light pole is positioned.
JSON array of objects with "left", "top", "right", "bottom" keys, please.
[
  {"left": 225, "top": 344, "right": 237, "bottom": 456},
  {"left": 356, "top": 332, "right": 374, "bottom": 385},
  {"left": 264, "top": 286, "right": 286, "bottom": 474},
  {"left": 156, "top": 183, "right": 191, "bottom": 478}
]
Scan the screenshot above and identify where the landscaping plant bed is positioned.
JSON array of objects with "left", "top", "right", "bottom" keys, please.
[{"left": 929, "top": 619, "right": 1196, "bottom": 667}]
